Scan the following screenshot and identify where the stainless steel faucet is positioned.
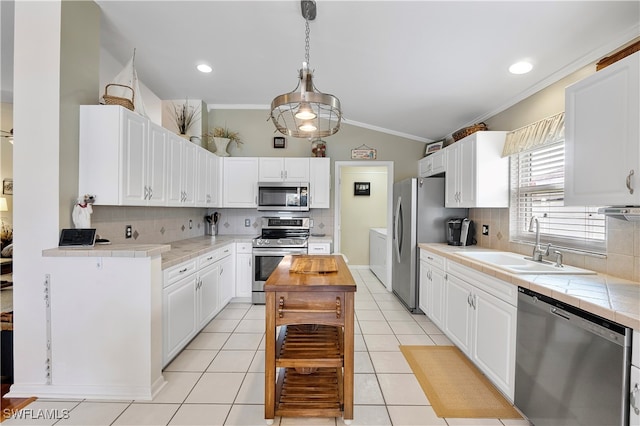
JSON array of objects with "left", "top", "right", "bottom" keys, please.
[{"left": 528, "top": 216, "right": 550, "bottom": 261}]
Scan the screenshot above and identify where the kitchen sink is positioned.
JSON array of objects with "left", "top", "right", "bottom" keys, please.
[{"left": 456, "top": 251, "right": 596, "bottom": 275}]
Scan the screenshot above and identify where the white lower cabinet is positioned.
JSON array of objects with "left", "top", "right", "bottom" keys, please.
[
  {"left": 235, "top": 242, "right": 252, "bottom": 299},
  {"left": 443, "top": 261, "right": 517, "bottom": 401},
  {"left": 162, "top": 243, "right": 235, "bottom": 367},
  {"left": 419, "top": 251, "right": 447, "bottom": 331},
  {"left": 632, "top": 329, "right": 640, "bottom": 426}
]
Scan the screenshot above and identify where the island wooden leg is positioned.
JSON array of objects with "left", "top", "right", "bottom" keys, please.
[
  {"left": 265, "top": 292, "right": 276, "bottom": 422},
  {"left": 343, "top": 292, "right": 354, "bottom": 422}
]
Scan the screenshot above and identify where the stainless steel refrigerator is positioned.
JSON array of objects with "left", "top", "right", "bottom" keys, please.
[{"left": 392, "top": 177, "right": 467, "bottom": 313}]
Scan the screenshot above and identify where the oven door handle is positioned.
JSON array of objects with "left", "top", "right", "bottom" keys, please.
[{"left": 252, "top": 249, "right": 308, "bottom": 256}]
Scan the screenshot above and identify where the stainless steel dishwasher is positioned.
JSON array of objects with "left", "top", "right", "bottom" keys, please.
[{"left": 515, "top": 287, "right": 632, "bottom": 426}]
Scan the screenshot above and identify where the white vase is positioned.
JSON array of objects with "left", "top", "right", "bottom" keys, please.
[{"left": 213, "top": 137, "right": 231, "bottom": 157}]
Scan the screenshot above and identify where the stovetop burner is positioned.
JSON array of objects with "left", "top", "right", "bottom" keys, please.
[{"left": 252, "top": 217, "right": 310, "bottom": 248}]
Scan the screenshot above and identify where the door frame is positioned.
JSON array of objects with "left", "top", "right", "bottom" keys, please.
[{"left": 333, "top": 161, "right": 394, "bottom": 290}]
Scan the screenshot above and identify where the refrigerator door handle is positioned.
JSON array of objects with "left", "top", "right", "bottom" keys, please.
[{"left": 394, "top": 196, "right": 403, "bottom": 263}]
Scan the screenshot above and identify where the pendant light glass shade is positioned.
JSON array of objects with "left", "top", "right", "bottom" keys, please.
[{"left": 270, "top": 1, "right": 341, "bottom": 138}]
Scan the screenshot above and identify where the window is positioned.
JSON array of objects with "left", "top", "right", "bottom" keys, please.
[{"left": 510, "top": 141, "right": 606, "bottom": 254}]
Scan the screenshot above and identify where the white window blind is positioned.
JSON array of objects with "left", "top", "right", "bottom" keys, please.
[{"left": 510, "top": 141, "right": 606, "bottom": 254}]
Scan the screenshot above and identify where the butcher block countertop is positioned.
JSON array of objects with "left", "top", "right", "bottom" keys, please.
[
  {"left": 419, "top": 243, "right": 640, "bottom": 331},
  {"left": 265, "top": 255, "right": 356, "bottom": 292}
]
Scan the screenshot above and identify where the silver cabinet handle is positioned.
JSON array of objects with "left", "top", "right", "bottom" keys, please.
[
  {"left": 149, "top": 187, "right": 153, "bottom": 200},
  {"left": 627, "top": 169, "right": 635, "bottom": 194},
  {"left": 631, "top": 383, "right": 639, "bottom": 415}
]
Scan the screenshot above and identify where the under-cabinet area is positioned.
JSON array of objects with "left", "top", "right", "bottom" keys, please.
[{"left": 419, "top": 243, "right": 640, "bottom": 426}]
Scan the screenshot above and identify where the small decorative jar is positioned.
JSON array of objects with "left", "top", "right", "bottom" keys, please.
[{"left": 311, "top": 139, "right": 326, "bottom": 157}]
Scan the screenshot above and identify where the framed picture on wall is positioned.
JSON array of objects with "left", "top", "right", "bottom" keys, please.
[
  {"left": 354, "top": 182, "right": 370, "bottom": 196},
  {"left": 2, "top": 179, "right": 12, "bottom": 195},
  {"left": 273, "top": 137, "right": 286, "bottom": 149}
]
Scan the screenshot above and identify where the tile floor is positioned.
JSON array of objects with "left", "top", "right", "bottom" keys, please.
[{"left": 3, "top": 268, "right": 530, "bottom": 426}]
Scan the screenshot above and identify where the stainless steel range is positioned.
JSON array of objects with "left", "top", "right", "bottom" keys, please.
[{"left": 251, "top": 217, "right": 310, "bottom": 304}]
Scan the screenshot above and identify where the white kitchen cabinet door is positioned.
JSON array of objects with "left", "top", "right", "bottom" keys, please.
[
  {"left": 166, "top": 134, "right": 185, "bottom": 206},
  {"left": 208, "top": 154, "right": 222, "bottom": 207},
  {"left": 120, "top": 114, "right": 148, "bottom": 205},
  {"left": 444, "top": 274, "right": 473, "bottom": 356},
  {"left": 429, "top": 265, "right": 447, "bottom": 331},
  {"left": 309, "top": 157, "right": 331, "bottom": 208},
  {"left": 146, "top": 122, "right": 168, "bottom": 206},
  {"left": 418, "top": 259, "right": 430, "bottom": 315},
  {"left": 181, "top": 141, "right": 197, "bottom": 206},
  {"left": 195, "top": 148, "right": 209, "bottom": 207},
  {"left": 444, "top": 131, "right": 508, "bottom": 208},
  {"left": 472, "top": 286, "right": 517, "bottom": 401},
  {"left": 218, "top": 252, "right": 235, "bottom": 307},
  {"left": 197, "top": 263, "right": 220, "bottom": 329},
  {"left": 419, "top": 150, "right": 446, "bottom": 178},
  {"left": 235, "top": 243, "right": 252, "bottom": 299},
  {"left": 163, "top": 274, "right": 198, "bottom": 366},
  {"left": 565, "top": 52, "right": 640, "bottom": 206},
  {"left": 223, "top": 157, "right": 259, "bottom": 207},
  {"left": 259, "top": 157, "right": 310, "bottom": 182}
]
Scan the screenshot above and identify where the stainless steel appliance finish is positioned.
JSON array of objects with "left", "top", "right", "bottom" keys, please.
[
  {"left": 251, "top": 217, "right": 310, "bottom": 304},
  {"left": 515, "top": 287, "right": 631, "bottom": 426},
  {"left": 391, "top": 178, "right": 467, "bottom": 313},
  {"left": 598, "top": 206, "right": 640, "bottom": 222},
  {"left": 257, "top": 182, "right": 310, "bottom": 211}
]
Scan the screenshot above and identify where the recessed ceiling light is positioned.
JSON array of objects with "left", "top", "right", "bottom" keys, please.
[
  {"left": 509, "top": 61, "right": 533, "bottom": 75},
  {"left": 197, "top": 64, "right": 213, "bottom": 73}
]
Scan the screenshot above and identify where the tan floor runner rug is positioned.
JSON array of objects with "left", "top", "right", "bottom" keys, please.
[{"left": 400, "top": 345, "right": 521, "bottom": 419}]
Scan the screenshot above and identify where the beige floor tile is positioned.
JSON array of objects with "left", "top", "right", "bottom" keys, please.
[
  {"left": 430, "top": 334, "right": 454, "bottom": 345},
  {"left": 222, "top": 332, "right": 263, "bottom": 350},
  {"left": 354, "top": 351, "right": 374, "bottom": 373},
  {"left": 234, "top": 319, "right": 266, "bottom": 333},
  {"left": 358, "top": 320, "right": 394, "bottom": 335},
  {"left": 280, "top": 417, "right": 337, "bottom": 425},
  {"left": 336, "top": 405, "right": 391, "bottom": 426},
  {"left": 355, "top": 300, "right": 381, "bottom": 310},
  {"left": 388, "top": 321, "right": 426, "bottom": 335},
  {"left": 386, "top": 405, "right": 447, "bottom": 425},
  {"left": 381, "top": 309, "right": 415, "bottom": 321},
  {"left": 142, "top": 371, "right": 201, "bottom": 403},
  {"left": 215, "top": 309, "right": 248, "bottom": 320},
  {"left": 396, "top": 334, "right": 436, "bottom": 346},
  {"left": 243, "top": 305, "right": 266, "bottom": 319},
  {"left": 52, "top": 402, "right": 129, "bottom": 426},
  {"left": 375, "top": 300, "right": 406, "bottom": 311},
  {"left": 225, "top": 404, "right": 276, "bottom": 426},
  {"left": 420, "top": 322, "right": 445, "bottom": 334},
  {"left": 234, "top": 372, "right": 264, "bottom": 404},
  {"left": 203, "top": 318, "right": 240, "bottom": 332},
  {"left": 207, "top": 350, "right": 256, "bottom": 372},
  {"left": 363, "top": 334, "right": 400, "bottom": 351},
  {"left": 185, "top": 372, "right": 244, "bottom": 404},
  {"left": 369, "top": 352, "right": 412, "bottom": 374},
  {"left": 354, "top": 374, "right": 385, "bottom": 405},
  {"left": 354, "top": 334, "right": 368, "bottom": 351},
  {"left": 164, "top": 349, "right": 218, "bottom": 372},
  {"left": 168, "top": 404, "right": 231, "bottom": 426},
  {"left": 445, "top": 418, "right": 503, "bottom": 425},
  {"left": 499, "top": 418, "right": 531, "bottom": 425},
  {"left": 111, "top": 403, "right": 179, "bottom": 426},
  {"left": 248, "top": 350, "right": 265, "bottom": 372},
  {"left": 356, "top": 309, "right": 385, "bottom": 321},
  {"left": 186, "top": 332, "right": 230, "bottom": 350},
  {"left": 377, "top": 374, "right": 430, "bottom": 405}
]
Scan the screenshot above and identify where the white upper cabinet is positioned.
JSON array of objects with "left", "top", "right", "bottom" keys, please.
[
  {"left": 258, "top": 157, "right": 310, "bottom": 182},
  {"left": 195, "top": 149, "right": 222, "bottom": 207},
  {"left": 309, "top": 157, "right": 331, "bottom": 208},
  {"left": 444, "top": 131, "right": 508, "bottom": 208},
  {"left": 223, "top": 157, "right": 259, "bottom": 207},
  {"left": 418, "top": 149, "right": 446, "bottom": 177},
  {"left": 565, "top": 52, "right": 640, "bottom": 206},
  {"left": 166, "top": 133, "right": 197, "bottom": 207},
  {"left": 79, "top": 105, "right": 168, "bottom": 206}
]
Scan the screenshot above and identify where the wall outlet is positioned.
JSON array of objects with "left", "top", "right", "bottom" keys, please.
[
  {"left": 244, "top": 219, "right": 251, "bottom": 227},
  {"left": 189, "top": 219, "right": 193, "bottom": 229},
  {"left": 125, "top": 225, "right": 132, "bottom": 239},
  {"left": 482, "top": 224, "right": 489, "bottom": 236}
]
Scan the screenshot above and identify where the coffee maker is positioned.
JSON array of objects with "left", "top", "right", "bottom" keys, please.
[{"left": 446, "top": 218, "right": 475, "bottom": 246}]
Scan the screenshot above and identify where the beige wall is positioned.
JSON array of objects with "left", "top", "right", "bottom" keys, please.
[
  {"left": 339, "top": 166, "right": 388, "bottom": 265},
  {"left": 472, "top": 47, "right": 640, "bottom": 282}
]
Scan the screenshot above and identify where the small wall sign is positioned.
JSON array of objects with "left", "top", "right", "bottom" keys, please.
[
  {"left": 354, "top": 182, "right": 370, "bottom": 196},
  {"left": 351, "top": 144, "right": 377, "bottom": 160},
  {"left": 273, "top": 136, "right": 286, "bottom": 149}
]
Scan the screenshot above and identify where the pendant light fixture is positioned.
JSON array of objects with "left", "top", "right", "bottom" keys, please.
[{"left": 270, "top": 0, "right": 341, "bottom": 138}]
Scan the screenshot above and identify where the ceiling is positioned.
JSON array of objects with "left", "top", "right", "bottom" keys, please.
[{"left": 5, "top": 1, "right": 640, "bottom": 142}]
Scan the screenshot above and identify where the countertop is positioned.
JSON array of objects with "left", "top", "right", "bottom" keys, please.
[
  {"left": 419, "top": 243, "right": 640, "bottom": 331},
  {"left": 161, "top": 235, "right": 252, "bottom": 269},
  {"left": 43, "top": 243, "right": 171, "bottom": 259},
  {"left": 309, "top": 235, "right": 333, "bottom": 244}
]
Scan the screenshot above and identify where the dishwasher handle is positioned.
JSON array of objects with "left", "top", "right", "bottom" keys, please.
[{"left": 550, "top": 307, "right": 570, "bottom": 321}]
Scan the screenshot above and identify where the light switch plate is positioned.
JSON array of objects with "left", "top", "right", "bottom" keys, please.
[
  {"left": 245, "top": 219, "right": 251, "bottom": 227},
  {"left": 482, "top": 224, "right": 489, "bottom": 236}
]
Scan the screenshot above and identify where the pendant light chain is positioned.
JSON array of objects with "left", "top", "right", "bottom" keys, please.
[{"left": 304, "top": 4, "right": 311, "bottom": 66}]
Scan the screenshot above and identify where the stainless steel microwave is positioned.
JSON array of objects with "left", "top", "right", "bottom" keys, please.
[{"left": 257, "top": 182, "right": 309, "bottom": 211}]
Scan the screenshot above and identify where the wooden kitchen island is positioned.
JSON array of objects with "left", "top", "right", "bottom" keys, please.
[{"left": 264, "top": 255, "right": 356, "bottom": 424}]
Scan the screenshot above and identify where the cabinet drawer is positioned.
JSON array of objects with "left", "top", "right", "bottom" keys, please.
[
  {"left": 420, "top": 249, "right": 445, "bottom": 270},
  {"left": 236, "top": 242, "right": 252, "bottom": 254},
  {"left": 308, "top": 243, "right": 331, "bottom": 254},
  {"left": 219, "top": 244, "right": 233, "bottom": 259},
  {"left": 198, "top": 250, "right": 219, "bottom": 269},
  {"left": 165, "top": 259, "right": 197, "bottom": 287},
  {"left": 275, "top": 291, "right": 346, "bottom": 326}
]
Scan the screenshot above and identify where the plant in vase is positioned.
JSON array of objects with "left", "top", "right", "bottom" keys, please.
[
  {"left": 170, "top": 99, "right": 200, "bottom": 138},
  {"left": 207, "top": 126, "right": 242, "bottom": 157}
]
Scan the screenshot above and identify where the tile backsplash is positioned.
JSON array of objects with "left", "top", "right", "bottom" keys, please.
[
  {"left": 468, "top": 208, "right": 640, "bottom": 282},
  {"left": 91, "top": 206, "right": 335, "bottom": 245}
]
